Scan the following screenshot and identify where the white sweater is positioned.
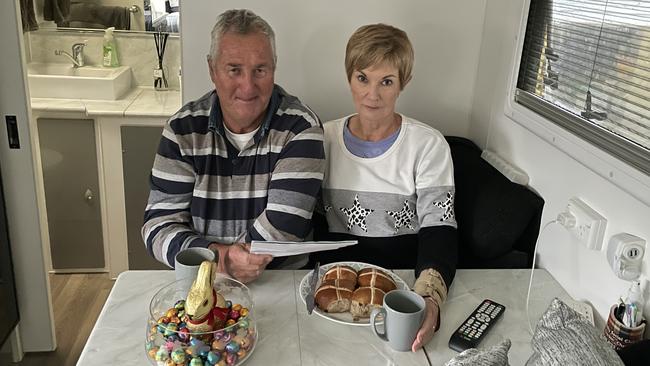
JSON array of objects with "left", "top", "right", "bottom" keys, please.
[{"left": 322, "top": 114, "right": 456, "bottom": 237}]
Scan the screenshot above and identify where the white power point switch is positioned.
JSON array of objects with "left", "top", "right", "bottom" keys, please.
[
  {"left": 607, "top": 233, "right": 646, "bottom": 280},
  {"left": 564, "top": 197, "right": 607, "bottom": 250}
]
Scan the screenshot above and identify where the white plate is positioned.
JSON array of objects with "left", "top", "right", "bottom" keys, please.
[{"left": 299, "top": 261, "right": 409, "bottom": 326}]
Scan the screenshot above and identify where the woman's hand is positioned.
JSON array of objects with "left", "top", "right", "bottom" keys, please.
[{"left": 411, "top": 297, "right": 439, "bottom": 352}]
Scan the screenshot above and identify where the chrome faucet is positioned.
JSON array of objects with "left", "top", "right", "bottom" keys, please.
[{"left": 55, "top": 42, "right": 86, "bottom": 68}]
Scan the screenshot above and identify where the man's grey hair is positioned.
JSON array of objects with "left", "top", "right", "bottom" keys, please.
[{"left": 208, "top": 9, "right": 277, "bottom": 67}]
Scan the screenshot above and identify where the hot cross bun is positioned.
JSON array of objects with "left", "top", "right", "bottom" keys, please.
[{"left": 357, "top": 268, "right": 397, "bottom": 293}]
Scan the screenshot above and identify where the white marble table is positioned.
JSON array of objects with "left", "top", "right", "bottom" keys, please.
[
  {"left": 421, "top": 269, "right": 572, "bottom": 365},
  {"left": 77, "top": 269, "right": 570, "bottom": 366}
]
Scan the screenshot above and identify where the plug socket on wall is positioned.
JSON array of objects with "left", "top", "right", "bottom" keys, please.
[
  {"left": 607, "top": 233, "right": 646, "bottom": 280},
  {"left": 563, "top": 197, "right": 607, "bottom": 250}
]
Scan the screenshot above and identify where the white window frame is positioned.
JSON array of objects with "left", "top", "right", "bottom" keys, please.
[{"left": 503, "top": 0, "right": 650, "bottom": 207}]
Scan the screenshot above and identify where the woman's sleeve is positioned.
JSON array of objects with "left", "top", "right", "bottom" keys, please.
[{"left": 414, "top": 135, "right": 458, "bottom": 288}]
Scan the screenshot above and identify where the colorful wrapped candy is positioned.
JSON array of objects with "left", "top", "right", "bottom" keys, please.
[{"left": 147, "top": 300, "right": 255, "bottom": 366}]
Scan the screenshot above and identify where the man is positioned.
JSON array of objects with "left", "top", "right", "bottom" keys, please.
[{"left": 142, "top": 9, "right": 325, "bottom": 283}]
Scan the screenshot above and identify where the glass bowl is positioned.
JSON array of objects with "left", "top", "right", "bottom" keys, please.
[{"left": 145, "top": 275, "right": 257, "bottom": 365}]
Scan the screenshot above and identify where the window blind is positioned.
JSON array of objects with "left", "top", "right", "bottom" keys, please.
[{"left": 516, "top": 0, "right": 650, "bottom": 175}]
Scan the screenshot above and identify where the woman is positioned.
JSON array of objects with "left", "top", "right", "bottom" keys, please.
[{"left": 313, "top": 23, "right": 458, "bottom": 351}]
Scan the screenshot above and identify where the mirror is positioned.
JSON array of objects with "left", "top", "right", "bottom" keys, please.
[{"left": 31, "top": 0, "right": 179, "bottom": 33}]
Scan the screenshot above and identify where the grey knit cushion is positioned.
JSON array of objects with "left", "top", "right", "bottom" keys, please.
[
  {"left": 443, "top": 339, "right": 511, "bottom": 366},
  {"left": 526, "top": 298, "right": 624, "bottom": 366}
]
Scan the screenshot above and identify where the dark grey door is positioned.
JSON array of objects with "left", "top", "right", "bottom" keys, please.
[
  {"left": 121, "top": 126, "right": 168, "bottom": 270},
  {"left": 38, "top": 118, "right": 104, "bottom": 269}
]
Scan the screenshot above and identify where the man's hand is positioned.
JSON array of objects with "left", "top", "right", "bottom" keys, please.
[
  {"left": 208, "top": 243, "right": 273, "bottom": 283},
  {"left": 411, "top": 297, "right": 440, "bottom": 352}
]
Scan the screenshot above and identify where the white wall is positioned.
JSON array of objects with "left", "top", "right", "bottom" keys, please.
[
  {"left": 181, "top": 0, "right": 487, "bottom": 136},
  {"left": 470, "top": 0, "right": 650, "bottom": 326}
]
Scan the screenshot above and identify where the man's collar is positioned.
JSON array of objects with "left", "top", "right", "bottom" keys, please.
[{"left": 208, "top": 85, "right": 282, "bottom": 143}]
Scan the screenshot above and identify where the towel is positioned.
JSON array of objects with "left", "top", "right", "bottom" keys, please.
[
  {"left": 69, "top": 3, "right": 130, "bottom": 30},
  {"left": 43, "top": 0, "right": 70, "bottom": 27},
  {"left": 20, "top": 0, "right": 38, "bottom": 32}
]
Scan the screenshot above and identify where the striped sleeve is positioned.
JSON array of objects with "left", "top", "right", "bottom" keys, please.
[
  {"left": 141, "top": 119, "right": 210, "bottom": 268},
  {"left": 245, "top": 124, "right": 325, "bottom": 242}
]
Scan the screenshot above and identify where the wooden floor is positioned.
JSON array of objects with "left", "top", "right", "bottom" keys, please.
[{"left": 9, "top": 273, "right": 114, "bottom": 366}]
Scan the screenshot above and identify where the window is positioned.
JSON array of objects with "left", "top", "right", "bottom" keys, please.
[{"left": 516, "top": 0, "right": 650, "bottom": 175}]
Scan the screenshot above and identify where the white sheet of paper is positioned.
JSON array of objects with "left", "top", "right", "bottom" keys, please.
[{"left": 250, "top": 240, "right": 357, "bottom": 256}]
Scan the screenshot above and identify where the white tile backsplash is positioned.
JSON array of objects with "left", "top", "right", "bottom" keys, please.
[{"left": 26, "top": 30, "right": 181, "bottom": 90}]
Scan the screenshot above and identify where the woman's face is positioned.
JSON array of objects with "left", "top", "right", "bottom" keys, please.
[{"left": 349, "top": 62, "right": 402, "bottom": 124}]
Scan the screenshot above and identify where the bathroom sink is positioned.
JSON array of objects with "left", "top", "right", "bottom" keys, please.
[{"left": 27, "top": 63, "right": 133, "bottom": 100}]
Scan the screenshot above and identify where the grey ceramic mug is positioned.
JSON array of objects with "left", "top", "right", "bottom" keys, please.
[
  {"left": 174, "top": 247, "right": 216, "bottom": 281},
  {"left": 370, "top": 289, "right": 426, "bottom": 352}
]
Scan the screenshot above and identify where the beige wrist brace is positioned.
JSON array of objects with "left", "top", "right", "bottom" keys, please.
[{"left": 413, "top": 268, "right": 448, "bottom": 307}]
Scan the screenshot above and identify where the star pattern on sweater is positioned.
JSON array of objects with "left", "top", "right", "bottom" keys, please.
[
  {"left": 324, "top": 205, "right": 332, "bottom": 212},
  {"left": 386, "top": 200, "right": 415, "bottom": 233},
  {"left": 340, "top": 195, "right": 374, "bottom": 232},
  {"left": 433, "top": 191, "right": 455, "bottom": 221}
]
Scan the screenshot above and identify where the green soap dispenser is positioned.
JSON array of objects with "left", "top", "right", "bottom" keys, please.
[{"left": 102, "top": 27, "right": 119, "bottom": 67}]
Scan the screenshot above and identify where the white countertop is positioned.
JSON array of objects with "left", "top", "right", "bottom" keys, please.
[
  {"left": 77, "top": 269, "right": 571, "bottom": 366},
  {"left": 30, "top": 87, "right": 181, "bottom": 117}
]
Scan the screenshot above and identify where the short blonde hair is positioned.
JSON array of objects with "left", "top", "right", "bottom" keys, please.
[{"left": 345, "top": 24, "right": 414, "bottom": 89}]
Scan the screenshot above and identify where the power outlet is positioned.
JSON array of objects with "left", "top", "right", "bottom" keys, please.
[
  {"left": 607, "top": 233, "right": 646, "bottom": 280},
  {"left": 564, "top": 197, "right": 607, "bottom": 250}
]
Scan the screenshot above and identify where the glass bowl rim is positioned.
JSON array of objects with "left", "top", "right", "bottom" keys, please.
[{"left": 148, "top": 274, "right": 254, "bottom": 336}]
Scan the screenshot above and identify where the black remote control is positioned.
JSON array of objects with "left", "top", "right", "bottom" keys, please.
[{"left": 448, "top": 299, "right": 506, "bottom": 352}]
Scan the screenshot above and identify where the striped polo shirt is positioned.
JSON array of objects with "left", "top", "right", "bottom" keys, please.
[{"left": 142, "top": 85, "right": 325, "bottom": 268}]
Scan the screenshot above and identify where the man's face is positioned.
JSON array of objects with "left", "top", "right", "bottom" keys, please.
[{"left": 208, "top": 32, "right": 275, "bottom": 132}]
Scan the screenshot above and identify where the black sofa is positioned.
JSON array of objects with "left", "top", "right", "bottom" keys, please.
[{"left": 446, "top": 136, "right": 544, "bottom": 269}]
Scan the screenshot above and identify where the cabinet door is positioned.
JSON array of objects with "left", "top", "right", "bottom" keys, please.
[
  {"left": 38, "top": 119, "right": 104, "bottom": 269},
  {"left": 121, "top": 126, "right": 168, "bottom": 270}
]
